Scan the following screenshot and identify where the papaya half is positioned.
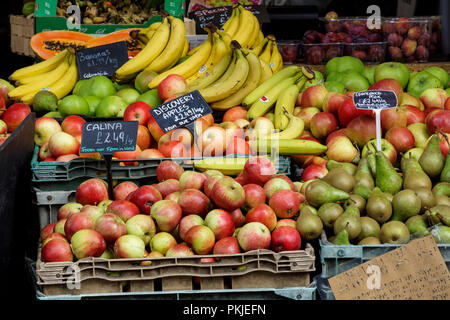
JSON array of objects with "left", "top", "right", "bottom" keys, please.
[{"left": 86, "top": 29, "right": 143, "bottom": 57}]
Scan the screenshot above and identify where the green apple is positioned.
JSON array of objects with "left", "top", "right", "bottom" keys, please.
[
  {"left": 326, "top": 56, "right": 365, "bottom": 75},
  {"left": 362, "top": 66, "right": 376, "bottom": 85},
  {"left": 73, "top": 79, "right": 89, "bottom": 96},
  {"left": 341, "top": 72, "right": 370, "bottom": 92},
  {"left": 323, "top": 81, "right": 346, "bottom": 93},
  {"left": 302, "top": 70, "right": 324, "bottom": 92},
  {"left": 134, "top": 69, "right": 158, "bottom": 94},
  {"left": 374, "top": 62, "right": 410, "bottom": 89},
  {"left": 116, "top": 88, "right": 140, "bottom": 105},
  {"left": 137, "top": 88, "right": 162, "bottom": 108},
  {"left": 84, "top": 96, "right": 101, "bottom": 116},
  {"left": 325, "top": 72, "right": 343, "bottom": 83},
  {"left": 95, "top": 96, "right": 127, "bottom": 117},
  {"left": 423, "top": 66, "right": 449, "bottom": 88},
  {"left": 406, "top": 70, "right": 443, "bottom": 98},
  {"left": 58, "top": 95, "right": 90, "bottom": 116},
  {"left": 81, "top": 76, "right": 117, "bottom": 98}
]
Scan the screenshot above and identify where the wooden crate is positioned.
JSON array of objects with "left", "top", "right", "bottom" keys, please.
[{"left": 10, "top": 15, "right": 35, "bottom": 58}]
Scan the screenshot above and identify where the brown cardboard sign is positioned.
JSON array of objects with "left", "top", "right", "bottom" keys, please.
[{"left": 329, "top": 235, "right": 450, "bottom": 300}]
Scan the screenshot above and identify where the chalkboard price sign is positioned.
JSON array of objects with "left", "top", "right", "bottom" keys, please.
[
  {"left": 76, "top": 41, "right": 129, "bottom": 80},
  {"left": 353, "top": 90, "right": 398, "bottom": 110},
  {"left": 150, "top": 90, "right": 212, "bottom": 133},
  {"left": 80, "top": 121, "right": 139, "bottom": 155}
]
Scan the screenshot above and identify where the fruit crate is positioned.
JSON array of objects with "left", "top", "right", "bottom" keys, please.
[
  {"left": 319, "top": 231, "right": 450, "bottom": 287},
  {"left": 32, "top": 244, "right": 316, "bottom": 298},
  {"left": 10, "top": 15, "right": 36, "bottom": 58},
  {"left": 30, "top": 147, "right": 292, "bottom": 191}
]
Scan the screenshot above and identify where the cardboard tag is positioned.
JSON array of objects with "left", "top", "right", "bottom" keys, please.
[
  {"left": 76, "top": 41, "right": 129, "bottom": 80},
  {"left": 329, "top": 235, "right": 450, "bottom": 300},
  {"left": 80, "top": 121, "right": 139, "bottom": 155},
  {"left": 353, "top": 90, "right": 398, "bottom": 110},
  {"left": 149, "top": 90, "right": 212, "bottom": 134}
]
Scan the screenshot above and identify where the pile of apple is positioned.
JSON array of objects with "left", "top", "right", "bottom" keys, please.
[
  {"left": 39, "top": 156, "right": 312, "bottom": 263},
  {"left": 0, "top": 102, "right": 33, "bottom": 147}
]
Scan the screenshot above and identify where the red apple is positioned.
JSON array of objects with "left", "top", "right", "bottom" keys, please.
[
  {"left": 230, "top": 208, "right": 245, "bottom": 228},
  {"left": 123, "top": 101, "right": 151, "bottom": 125},
  {"left": 34, "top": 117, "right": 62, "bottom": 146},
  {"left": 185, "top": 225, "right": 215, "bottom": 255},
  {"left": 243, "top": 183, "right": 266, "bottom": 211},
  {"left": 223, "top": 106, "right": 247, "bottom": 122},
  {"left": 1, "top": 103, "right": 30, "bottom": 132},
  {"left": 310, "top": 112, "right": 338, "bottom": 140},
  {"left": 147, "top": 114, "right": 166, "bottom": 142},
  {"left": 243, "top": 157, "right": 276, "bottom": 186},
  {"left": 136, "top": 125, "right": 152, "bottom": 150},
  {"left": 203, "top": 170, "right": 224, "bottom": 197},
  {"left": 94, "top": 213, "right": 127, "bottom": 244},
  {"left": 106, "top": 200, "right": 140, "bottom": 222},
  {"left": 156, "top": 160, "right": 184, "bottom": 182},
  {"left": 40, "top": 223, "right": 56, "bottom": 241},
  {"left": 326, "top": 135, "right": 359, "bottom": 162},
  {"left": 226, "top": 137, "right": 250, "bottom": 155},
  {"left": 325, "top": 128, "right": 347, "bottom": 145},
  {"left": 400, "top": 105, "right": 425, "bottom": 125},
  {"left": 296, "top": 107, "right": 321, "bottom": 130},
  {"left": 157, "top": 74, "right": 187, "bottom": 101},
  {"left": 323, "top": 92, "right": 348, "bottom": 115},
  {"left": 165, "top": 243, "right": 194, "bottom": 257},
  {"left": 234, "top": 171, "right": 247, "bottom": 186},
  {"left": 178, "top": 214, "right": 204, "bottom": 240},
  {"left": 425, "top": 109, "right": 450, "bottom": 134},
  {"left": 150, "top": 199, "right": 182, "bottom": 232},
  {"left": 125, "top": 214, "right": 156, "bottom": 245},
  {"left": 301, "top": 155, "right": 328, "bottom": 169},
  {"left": 345, "top": 114, "right": 377, "bottom": 148},
  {"left": 170, "top": 128, "right": 193, "bottom": 150},
  {"left": 159, "top": 140, "right": 188, "bottom": 158},
  {"left": 113, "top": 145, "right": 142, "bottom": 166},
  {"left": 126, "top": 185, "right": 162, "bottom": 215},
  {"left": 54, "top": 219, "right": 66, "bottom": 236},
  {"left": 199, "top": 126, "right": 226, "bottom": 157},
  {"left": 338, "top": 98, "right": 373, "bottom": 127},
  {"left": 263, "top": 177, "right": 292, "bottom": 199},
  {"left": 205, "top": 209, "right": 235, "bottom": 240},
  {"left": 64, "top": 212, "right": 96, "bottom": 241},
  {"left": 155, "top": 179, "right": 180, "bottom": 198},
  {"left": 57, "top": 202, "right": 82, "bottom": 220},
  {"left": 61, "top": 115, "right": 85, "bottom": 137},
  {"left": 385, "top": 127, "right": 415, "bottom": 153},
  {"left": 140, "top": 148, "right": 164, "bottom": 159},
  {"left": 245, "top": 204, "right": 277, "bottom": 231},
  {"left": 149, "top": 232, "right": 177, "bottom": 255},
  {"left": 79, "top": 204, "right": 104, "bottom": 222},
  {"left": 301, "top": 85, "right": 329, "bottom": 109},
  {"left": 401, "top": 92, "right": 424, "bottom": 110},
  {"left": 41, "top": 238, "right": 73, "bottom": 262},
  {"left": 369, "top": 79, "right": 404, "bottom": 104},
  {"left": 56, "top": 154, "right": 79, "bottom": 162},
  {"left": 420, "top": 88, "right": 449, "bottom": 109},
  {"left": 237, "top": 222, "right": 271, "bottom": 251},
  {"left": 301, "top": 164, "right": 328, "bottom": 181},
  {"left": 75, "top": 178, "right": 109, "bottom": 206},
  {"left": 271, "top": 226, "right": 301, "bottom": 252},
  {"left": 269, "top": 190, "right": 301, "bottom": 219},
  {"left": 165, "top": 191, "right": 181, "bottom": 202},
  {"left": 178, "top": 189, "right": 211, "bottom": 217},
  {"left": 210, "top": 176, "right": 245, "bottom": 211},
  {"left": 233, "top": 118, "right": 250, "bottom": 130},
  {"left": 445, "top": 97, "right": 450, "bottom": 110},
  {"left": 113, "top": 234, "right": 146, "bottom": 258},
  {"left": 213, "top": 236, "right": 241, "bottom": 255},
  {"left": 48, "top": 131, "right": 80, "bottom": 158},
  {"left": 0, "top": 120, "right": 7, "bottom": 135},
  {"left": 220, "top": 121, "right": 245, "bottom": 145},
  {"left": 179, "top": 170, "right": 206, "bottom": 190},
  {"left": 276, "top": 219, "right": 297, "bottom": 229},
  {"left": 42, "top": 233, "right": 67, "bottom": 246},
  {"left": 113, "top": 181, "right": 139, "bottom": 201},
  {"left": 380, "top": 107, "right": 408, "bottom": 131}
]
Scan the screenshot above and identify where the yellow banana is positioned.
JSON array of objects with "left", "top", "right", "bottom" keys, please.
[
  {"left": 232, "top": 8, "right": 255, "bottom": 49},
  {"left": 148, "top": 33, "right": 213, "bottom": 89},
  {"left": 246, "top": 72, "right": 303, "bottom": 119},
  {"left": 259, "top": 39, "right": 273, "bottom": 63},
  {"left": 9, "top": 55, "right": 71, "bottom": 99},
  {"left": 269, "top": 41, "right": 283, "bottom": 73},
  {"left": 243, "top": 65, "right": 300, "bottom": 107},
  {"left": 115, "top": 17, "right": 170, "bottom": 82},
  {"left": 187, "top": 50, "right": 233, "bottom": 91},
  {"left": 216, "top": 29, "right": 232, "bottom": 47},
  {"left": 187, "top": 29, "right": 211, "bottom": 56},
  {"left": 206, "top": 50, "right": 238, "bottom": 87},
  {"left": 277, "top": 112, "right": 305, "bottom": 139},
  {"left": 223, "top": 6, "right": 240, "bottom": 37},
  {"left": 251, "top": 138, "right": 327, "bottom": 155},
  {"left": 10, "top": 49, "right": 69, "bottom": 81},
  {"left": 252, "top": 37, "right": 268, "bottom": 56},
  {"left": 182, "top": 38, "right": 189, "bottom": 57},
  {"left": 148, "top": 21, "right": 162, "bottom": 31},
  {"left": 198, "top": 48, "right": 249, "bottom": 103},
  {"left": 194, "top": 157, "right": 248, "bottom": 176},
  {"left": 258, "top": 58, "right": 273, "bottom": 85},
  {"left": 21, "top": 54, "right": 78, "bottom": 104},
  {"left": 300, "top": 66, "right": 316, "bottom": 80},
  {"left": 221, "top": 7, "right": 235, "bottom": 32},
  {"left": 246, "top": 14, "right": 261, "bottom": 49},
  {"left": 144, "top": 16, "right": 186, "bottom": 73},
  {"left": 18, "top": 55, "right": 69, "bottom": 85},
  {"left": 210, "top": 49, "right": 261, "bottom": 111},
  {"left": 253, "top": 30, "right": 265, "bottom": 49},
  {"left": 274, "top": 84, "right": 300, "bottom": 130}
]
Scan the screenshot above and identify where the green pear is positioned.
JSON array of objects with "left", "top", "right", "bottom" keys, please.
[
  {"left": 305, "top": 180, "right": 350, "bottom": 208},
  {"left": 435, "top": 195, "right": 450, "bottom": 206},
  {"left": 401, "top": 155, "right": 432, "bottom": 190},
  {"left": 358, "top": 237, "right": 381, "bottom": 245},
  {"left": 431, "top": 225, "right": 450, "bottom": 244},
  {"left": 357, "top": 216, "right": 380, "bottom": 242},
  {"left": 407, "top": 123, "right": 429, "bottom": 149},
  {"left": 440, "top": 147, "right": 450, "bottom": 183},
  {"left": 352, "top": 156, "right": 375, "bottom": 200},
  {"left": 333, "top": 204, "right": 361, "bottom": 240},
  {"left": 391, "top": 189, "right": 422, "bottom": 222},
  {"left": 317, "top": 202, "right": 344, "bottom": 229},
  {"left": 413, "top": 187, "right": 436, "bottom": 213},
  {"left": 375, "top": 150, "right": 402, "bottom": 195},
  {"left": 326, "top": 160, "right": 358, "bottom": 175},
  {"left": 366, "top": 187, "right": 392, "bottom": 223},
  {"left": 432, "top": 182, "right": 450, "bottom": 197},
  {"left": 332, "top": 228, "right": 351, "bottom": 245},
  {"left": 405, "top": 215, "right": 429, "bottom": 237},
  {"left": 419, "top": 134, "right": 445, "bottom": 178},
  {"left": 379, "top": 221, "right": 410, "bottom": 244},
  {"left": 322, "top": 168, "right": 356, "bottom": 193},
  {"left": 425, "top": 205, "right": 450, "bottom": 226},
  {"left": 296, "top": 206, "right": 323, "bottom": 240},
  {"left": 344, "top": 194, "right": 366, "bottom": 213}
]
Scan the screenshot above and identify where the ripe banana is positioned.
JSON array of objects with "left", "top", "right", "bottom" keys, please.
[
  {"left": 198, "top": 48, "right": 249, "bottom": 103},
  {"left": 21, "top": 54, "right": 78, "bottom": 104},
  {"left": 232, "top": 7, "right": 255, "bottom": 48},
  {"left": 182, "top": 37, "right": 189, "bottom": 57},
  {"left": 274, "top": 84, "right": 300, "bottom": 130},
  {"left": 144, "top": 16, "right": 186, "bottom": 73},
  {"left": 242, "top": 65, "right": 300, "bottom": 107},
  {"left": 223, "top": 6, "right": 240, "bottom": 37},
  {"left": 148, "top": 33, "right": 213, "bottom": 89},
  {"left": 148, "top": 21, "right": 162, "bottom": 31},
  {"left": 210, "top": 49, "right": 261, "bottom": 111},
  {"left": 253, "top": 30, "right": 265, "bottom": 49},
  {"left": 300, "top": 66, "right": 316, "bottom": 80},
  {"left": 220, "top": 8, "right": 235, "bottom": 32},
  {"left": 258, "top": 58, "right": 273, "bottom": 85},
  {"left": 216, "top": 29, "right": 232, "bottom": 47},
  {"left": 269, "top": 41, "right": 283, "bottom": 73},
  {"left": 246, "top": 13, "right": 261, "bottom": 49},
  {"left": 259, "top": 39, "right": 273, "bottom": 64},
  {"left": 10, "top": 49, "right": 69, "bottom": 81},
  {"left": 17, "top": 54, "right": 69, "bottom": 85},
  {"left": 207, "top": 51, "right": 238, "bottom": 87},
  {"left": 187, "top": 29, "right": 211, "bottom": 56},
  {"left": 246, "top": 72, "right": 303, "bottom": 120},
  {"left": 194, "top": 157, "right": 248, "bottom": 176},
  {"left": 251, "top": 138, "right": 327, "bottom": 155},
  {"left": 115, "top": 17, "right": 170, "bottom": 82},
  {"left": 252, "top": 37, "right": 268, "bottom": 56},
  {"left": 9, "top": 55, "right": 71, "bottom": 99},
  {"left": 187, "top": 50, "right": 233, "bottom": 91}
]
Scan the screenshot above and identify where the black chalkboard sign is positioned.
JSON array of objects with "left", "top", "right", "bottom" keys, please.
[
  {"left": 188, "top": 5, "right": 269, "bottom": 35},
  {"left": 353, "top": 90, "right": 398, "bottom": 110},
  {"left": 150, "top": 90, "right": 212, "bottom": 133},
  {"left": 80, "top": 121, "right": 139, "bottom": 155},
  {"left": 76, "top": 41, "right": 129, "bottom": 80}
]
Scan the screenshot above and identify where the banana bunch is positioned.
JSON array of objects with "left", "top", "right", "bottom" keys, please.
[
  {"left": 221, "top": 4, "right": 264, "bottom": 50},
  {"left": 115, "top": 15, "right": 187, "bottom": 83},
  {"left": 8, "top": 49, "right": 78, "bottom": 105},
  {"left": 253, "top": 35, "right": 283, "bottom": 73}
]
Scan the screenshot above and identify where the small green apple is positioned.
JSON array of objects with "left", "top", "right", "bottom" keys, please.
[
  {"left": 323, "top": 81, "right": 346, "bottom": 93},
  {"left": 58, "top": 95, "right": 90, "bottom": 116},
  {"left": 137, "top": 88, "right": 162, "bottom": 108},
  {"left": 362, "top": 66, "right": 376, "bottom": 85},
  {"left": 423, "top": 66, "right": 449, "bottom": 88},
  {"left": 406, "top": 70, "right": 443, "bottom": 98},
  {"left": 326, "top": 56, "right": 365, "bottom": 75},
  {"left": 341, "top": 72, "right": 370, "bottom": 92},
  {"left": 374, "top": 62, "right": 410, "bottom": 89},
  {"left": 95, "top": 96, "right": 127, "bottom": 117},
  {"left": 84, "top": 96, "right": 101, "bottom": 116},
  {"left": 81, "top": 76, "right": 117, "bottom": 98},
  {"left": 116, "top": 88, "right": 140, "bottom": 105}
]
